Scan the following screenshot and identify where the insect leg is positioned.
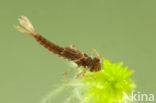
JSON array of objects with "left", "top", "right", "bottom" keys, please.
[
  {"left": 90, "top": 48, "right": 103, "bottom": 60},
  {"left": 70, "top": 43, "right": 77, "bottom": 50},
  {"left": 62, "top": 66, "right": 79, "bottom": 82},
  {"left": 76, "top": 69, "right": 96, "bottom": 79},
  {"left": 91, "top": 48, "right": 111, "bottom": 62},
  {"left": 76, "top": 69, "right": 87, "bottom": 79}
]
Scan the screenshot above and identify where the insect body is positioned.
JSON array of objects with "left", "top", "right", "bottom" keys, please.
[{"left": 14, "top": 16, "right": 103, "bottom": 81}]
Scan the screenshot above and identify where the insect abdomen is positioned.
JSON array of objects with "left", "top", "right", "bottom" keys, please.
[
  {"left": 34, "top": 34, "right": 64, "bottom": 56},
  {"left": 34, "top": 34, "right": 92, "bottom": 67},
  {"left": 34, "top": 35, "right": 84, "bottom": 61}
]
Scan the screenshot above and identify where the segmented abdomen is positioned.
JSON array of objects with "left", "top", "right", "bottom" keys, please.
[
  {"left": 34, "top": 34, "right": 64, "bottom": 56},
  {"left": 34, "top": 34, "right": 85, "bottom": 62}
]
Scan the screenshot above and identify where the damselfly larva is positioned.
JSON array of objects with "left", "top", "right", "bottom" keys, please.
[{"left": 14, "top": 16, "right": 103, "bottom": 81}]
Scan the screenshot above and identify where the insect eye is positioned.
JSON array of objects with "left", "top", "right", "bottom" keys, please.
[{"left": 89, "top": 67, "right": 94, "bottom": 72}]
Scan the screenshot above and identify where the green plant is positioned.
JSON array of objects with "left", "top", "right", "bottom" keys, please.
[
  {"left": 43, "top": 59, "right": 135, "bottom": 103},
  {"left": 69, "top": 59, "right": 136, "bottom": 103}
]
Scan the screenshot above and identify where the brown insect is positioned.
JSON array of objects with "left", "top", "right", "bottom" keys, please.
[{"left": 14, "top": 16, "right": 104, "bottom": 81}]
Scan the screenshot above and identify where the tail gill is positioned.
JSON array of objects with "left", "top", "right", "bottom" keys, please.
[{"left": 14, "top": 16, "right": 64, "bottom": 56}]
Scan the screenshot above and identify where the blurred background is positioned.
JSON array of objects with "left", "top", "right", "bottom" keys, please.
[{"left": 0, "top": 0, "right": 156, "bottom": 103}]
